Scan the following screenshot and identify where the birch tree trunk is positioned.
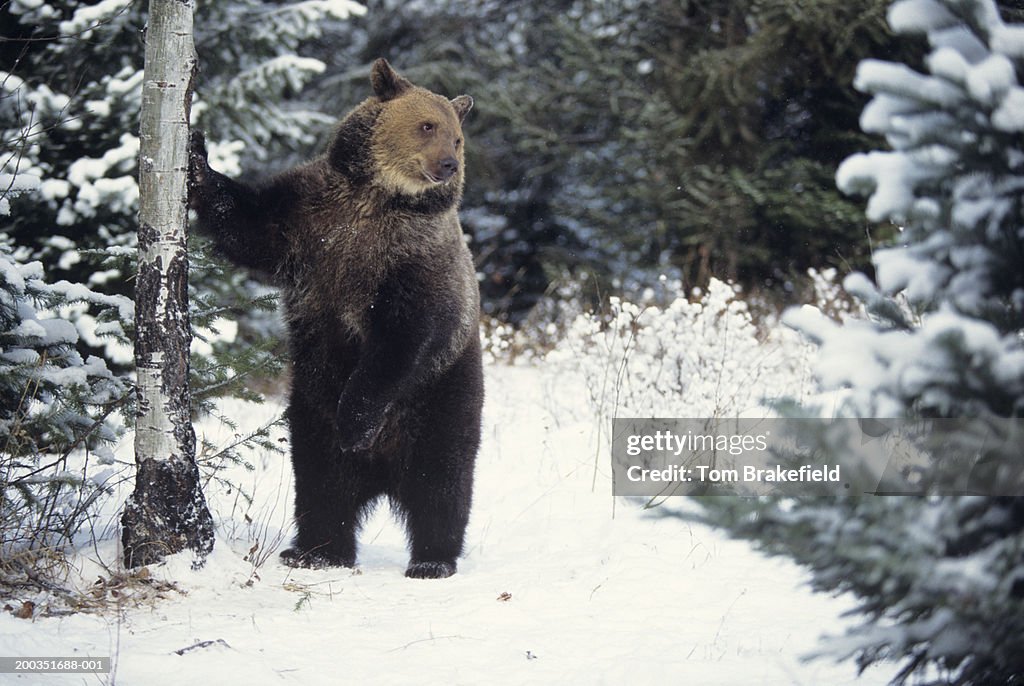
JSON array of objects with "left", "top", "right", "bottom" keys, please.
[{"left": 121, "top": 0, "right": 214, "bottom": 569}]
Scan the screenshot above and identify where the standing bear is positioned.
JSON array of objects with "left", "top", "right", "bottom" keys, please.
[{"left": 188, "top": 59, "right": 482, "bottom": 579}]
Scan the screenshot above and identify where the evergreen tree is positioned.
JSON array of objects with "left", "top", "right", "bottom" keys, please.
[
  {"left": 0, "top": 233, "right": 129, "bottom": 555},
  {"left": 311, "top": 0, "right": 913, "bottom": 317},
  {"left": 696, "top": 1, "right": 1024, "bottom": 683},
  {"left": 1, "top": 0, "right": 364, "bottom": 374}
]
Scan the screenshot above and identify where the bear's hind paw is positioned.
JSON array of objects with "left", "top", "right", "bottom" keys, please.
[
  {"left": 279, "top": 547, "right": 354, "bottom": 570},
  {"left": 405, "top": 560, "right": 457, "bottom": 579}
]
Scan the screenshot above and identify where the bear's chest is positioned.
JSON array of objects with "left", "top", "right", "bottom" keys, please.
[{"left": 283, "top": 217, "right": 413, "bottom": 338}]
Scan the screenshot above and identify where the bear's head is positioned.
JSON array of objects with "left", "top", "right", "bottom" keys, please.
[
  {"left": 369, "top": 59, "right": 473, "bottom": 195},
  {"left": 330, "top": 59, "right": 472, "bottom": 201}
]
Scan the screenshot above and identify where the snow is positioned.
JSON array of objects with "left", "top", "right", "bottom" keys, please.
[
  {"left": 887, "top": 0, "right": 955, "bottom": 34},
  {"left": 0, "top": 172, "right": 41, "bottom": 215},
  {"left": 39, "top": 178, "right": 70, "bottom": 201},
  {"left": 853, "top": 60, "right": 963, "bottom": 110},
  {"left": 49, "top": 280, "right": 135, "bottom": 322},
  {"left": 0, "top": 255, "right": 28, "bottom": 290},
  {"left": 992, "top": 23, "right": 1024, "bottom": 57},
  {"left": 964, "top": 54, "right": 1015, "bottom": 105},
  {"left": 996, "top": 348, "right": 1024, "bottom": 386},
  {"left": 11, "top": 318, "right": 48, "bottom": 339},
  {"left": 85, "top": 99, "right": 111, "bottom": 118},
  {"left": 787, "top": 285, "right": 1024, "bottom": 418},
  {"left": 66, "top": 134, "right": 138, "bottom": 187},
  {"left": 992, "top": 86, "right": 1024, "bottom": 131},
  {"left": 929, "top": 26, "right": 988, "bottom": 63},
  {"left": 830, "top": 0, "right": 1024, "bottom": 418},
  {"left": 927, "top": 46, "right": 969, "bottom": 83},
  {"left": 0, "top": 365, "right": 895, "bottom": 685},
  {"left": 0, "top": 172, "right": 41, "bottom": 192},
  {"left": 33, "top": 316, "right": 78, "bottom": 347},
  {"left": 58, "top": 133, "right": 140, "bottom": 222},
  {"left": 0, "top": 70, "right": 25, "bottom": 94},
  {"left": 11, "top": 0, "right": 45, "bottom": 12},
  {"left": 874, "top": 244, "right": 951, "bottom": 301},
  {"left": 58, "top": 0, "right": 132, "bottom": 39},
  {"left": 858, "top": 93, "right": 919, "bottom": 134},
  {"left": 836, "top": 151, "right": 922, "bottom": 222},
  {"left": 75, "top": 312, "right": 134, "bottom": 367},
  {"left": 205, "top": 139, "right": 246, "bottom": 178},
  {"left": 106, "top": 67, "right": 143, "bottom": 98},
  {"left": 1, "top": 347, "right": 40, "bottom": 365},
  {"left": 299, "top": 0, "right": 367, "bottom": 20},
  {"left": 24, "top": 84, "right": 69, "bottom": 115},
  {"left": 192, "top": 317, "right": 240, "bottom": 357}
]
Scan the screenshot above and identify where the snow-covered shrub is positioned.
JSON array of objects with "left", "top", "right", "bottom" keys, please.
[
  {"left": 0, "top": 235, "right": 131, "bottom": 565},
  {"left": 696, "top": 2, "right": 1024, "bottom": 683},
  {"left": 481, "top": 276, "right": 589, "bottom": 364},
  {"left": 548, "top": 277, "right": 814, "bottom": 421},
  {"left": 806, "top": 266, "right": 868, "bottom": 324}
]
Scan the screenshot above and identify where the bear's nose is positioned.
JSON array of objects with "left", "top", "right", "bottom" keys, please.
[{"left": 438, "top": 157, "right": 459, "bottom": 180}]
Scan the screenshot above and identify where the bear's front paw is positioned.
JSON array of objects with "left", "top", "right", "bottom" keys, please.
[
  {"left": 187, "top": 130, "right": 211, "bottom": 199},
  {"left": 280, "top": 547, "right": 354, "bottom": 570},
  {"left": 405, "top": 560, "right": 457, "bottom": 579},
  {"left": 335, "top": 398, "right": 387, "bottom": 452}
]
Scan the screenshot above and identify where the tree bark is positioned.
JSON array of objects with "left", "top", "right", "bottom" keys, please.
[{"left": 121, "top": 0, "right": 214, "bottom": 569}]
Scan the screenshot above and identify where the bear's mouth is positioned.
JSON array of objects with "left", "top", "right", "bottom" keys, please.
[{"left": 420, "top": 168, "right": 444, "bottom": 184}]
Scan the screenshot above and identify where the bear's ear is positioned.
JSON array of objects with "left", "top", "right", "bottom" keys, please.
[
  {"left": 371, "top": 58, "right": 413, "bottom": 101},
  {"left": 450, "top": 95, "right": 474, "bottom": 123}
]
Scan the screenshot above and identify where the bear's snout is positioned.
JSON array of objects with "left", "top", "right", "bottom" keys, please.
[{"left": 436, "top": 157, "right": 459, "bottom": 181}]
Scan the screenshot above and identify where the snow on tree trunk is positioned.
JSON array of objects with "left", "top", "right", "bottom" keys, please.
[{"left": 121, "top": 0, "right": 214, "bottom": 569}]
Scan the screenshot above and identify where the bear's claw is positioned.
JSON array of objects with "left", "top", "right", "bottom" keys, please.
[
  {"left": 187, "top": 130, "right": 210, "bottom": 193},
  {"left": 405, "top": 560, "right": 457, "bottom": 579},
  {"left": 279, "top": 547, "right": 354, "bottom": 570},
  {"left": 335, "top": 398, "right": 388, "bottom": 453}
]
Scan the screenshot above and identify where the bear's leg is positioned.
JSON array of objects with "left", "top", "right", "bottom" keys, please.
[
  {"left": 187, "top": 131, "right": 289, "bottom": 274},
  {"left": 396, "top": 348, "right": 482, "bottom": 579},
  {"left": 281, "top": 396, "right": 384, "bottom": 569},
  {"left": 397, "top": 447, "right": 474, "bottom": 579}
]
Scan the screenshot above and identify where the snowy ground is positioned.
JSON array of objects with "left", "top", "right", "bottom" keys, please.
[{"left": 1, "top": 364, "right": 896, "bottom": 685}]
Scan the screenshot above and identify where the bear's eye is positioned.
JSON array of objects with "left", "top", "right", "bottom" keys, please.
[
  {"left": 421, "top": 122, "right": 435, "bottom": 133},
  {"left": 455, "top": 137, "right": 462, "bottom": 148}
]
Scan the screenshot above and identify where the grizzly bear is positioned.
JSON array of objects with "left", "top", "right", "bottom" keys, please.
[{"left": 188, "top": 59, "right": 482, "bottom": 579}]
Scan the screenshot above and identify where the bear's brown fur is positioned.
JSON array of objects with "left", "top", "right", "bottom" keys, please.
[{"left": 188, "top": 59, "right": 482, "bottom": 579}]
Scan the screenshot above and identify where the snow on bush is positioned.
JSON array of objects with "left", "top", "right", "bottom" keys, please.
[
  {"left": 547, "top": 277, "right": 815, "bottom": 422},
  {"left": 0, "top": 237, "right": 131, "bottom": 562}
]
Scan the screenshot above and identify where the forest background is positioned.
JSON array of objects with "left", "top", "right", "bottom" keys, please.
[{"left": 3, "top": 1, "right": 1024, "bottom": 684}]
